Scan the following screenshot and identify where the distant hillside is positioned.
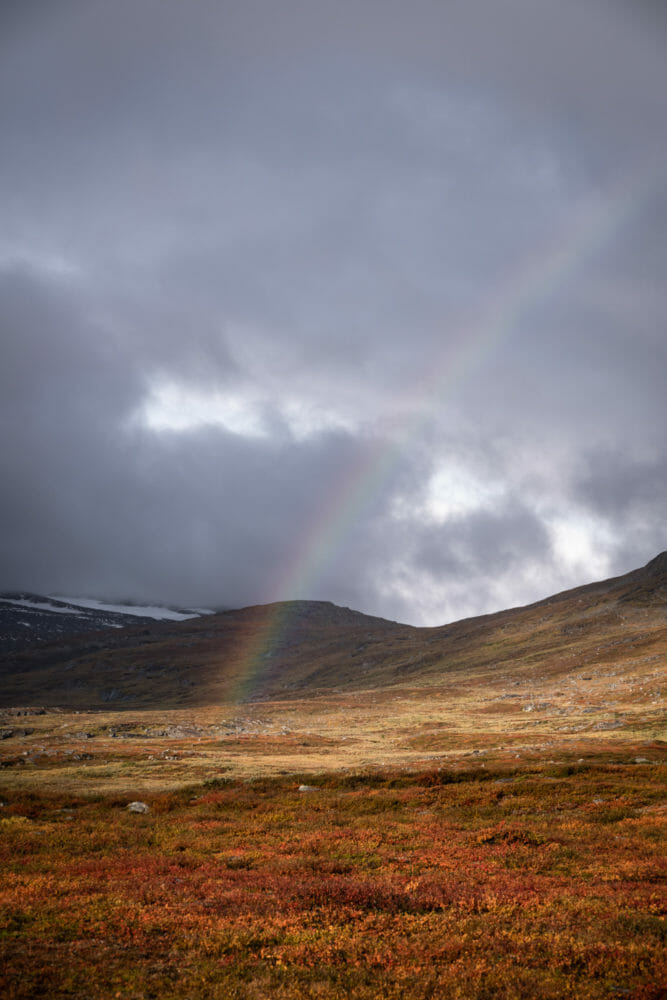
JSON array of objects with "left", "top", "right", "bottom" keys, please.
[
  {"left": 0, "top": 593, "right": 212, "bottom": 653},
  {"left": 0, "top": 556, "right": 665, "bottom": 709}
]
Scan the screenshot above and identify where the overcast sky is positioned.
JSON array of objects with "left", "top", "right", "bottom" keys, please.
[{"left": 1, "top": 0, "right": 666, "bottom": 625}]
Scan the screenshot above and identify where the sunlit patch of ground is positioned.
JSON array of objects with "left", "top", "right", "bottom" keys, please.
[{"left": 1, "top": 670, "right": 664, "bottom": 795}]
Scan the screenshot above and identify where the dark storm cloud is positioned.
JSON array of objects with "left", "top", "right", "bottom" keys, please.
[
  {"left": 575, "top": 452, "right": 667, "bottom": 518},
  {"left": 0, "top": 266, "right": 432, "bottom": 613},
  {"left": 413, "top": 502, "right": 551, "bottom": 582},
  {"left": 570, "top": 449, "right": 667, "bottom": 573},
  {"left": 1, "top": 1, "right": 666, "bottom": 624}
]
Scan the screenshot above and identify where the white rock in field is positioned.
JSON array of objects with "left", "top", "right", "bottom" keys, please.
[
  {"left": 298, "top": 784, "right": 319, "bottom": 793},
  {"left": 127, "top": 801, "right": 150, "bottom": 814}
]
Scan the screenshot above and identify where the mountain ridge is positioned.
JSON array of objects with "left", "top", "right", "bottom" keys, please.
[{"left": 1, "top": 553, "right": 665, "bottom": 710}]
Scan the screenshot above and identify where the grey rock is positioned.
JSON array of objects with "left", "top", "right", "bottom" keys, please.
[{"left": 127, "top": 801, "right": 150, "bottom": 814}]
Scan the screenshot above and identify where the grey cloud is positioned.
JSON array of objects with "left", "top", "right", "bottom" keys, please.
[
  {"left": 0, "top": 268, "right": 432, "bottom": 612},
  {"left": 413, "top": 503, "right": 550, "bottom": 583},
  {"left": 1, "top": 2, "right": 666, "bottom": 625},
  {"left": 572, "top": 450, "right": 667, "bottom": 555},
  {"left": 4, "top": 2, "right": 665, "bottom": 158}
]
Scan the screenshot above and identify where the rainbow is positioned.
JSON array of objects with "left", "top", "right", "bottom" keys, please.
[{"left": 228, "top": 153, "right": 664, "bottom": 701}]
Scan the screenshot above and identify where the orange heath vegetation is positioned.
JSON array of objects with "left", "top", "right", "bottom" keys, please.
[{"left": 1, "top": 748, "right": 665, "bottom": 999}]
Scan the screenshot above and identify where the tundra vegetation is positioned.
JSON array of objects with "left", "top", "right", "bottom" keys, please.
[{"left": 0, "top": 701, "right": 664, "bottom": 1000}]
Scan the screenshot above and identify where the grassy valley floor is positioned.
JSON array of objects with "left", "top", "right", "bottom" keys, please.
[{"left": 1, "top": 693, "right": 665, "bottom": 999}]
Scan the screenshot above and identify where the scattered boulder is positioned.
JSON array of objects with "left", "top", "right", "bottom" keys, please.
[
  {"left": 127, "top": 801, "right": 150, "bottom": 814},
  {"left": 298, "top": 784, "right": 319, "bottom": 793}
]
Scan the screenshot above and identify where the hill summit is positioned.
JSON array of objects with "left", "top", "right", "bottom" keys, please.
[{"left": 641, "top": 550, "right": 667, "bottom": 580}]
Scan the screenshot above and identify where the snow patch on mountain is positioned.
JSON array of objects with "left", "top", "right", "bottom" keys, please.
[
  {"left": 0, "top": 592, "right": 215, "bottom": 652},
  {"left": 49, "top": 597, "right": 211, "bottom": 621},
  {"left": 0, "top": 597, "right": 88, "bottom": 616}
]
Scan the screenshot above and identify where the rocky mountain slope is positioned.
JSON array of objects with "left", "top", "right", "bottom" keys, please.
[{"left": 0, "top": 555, "right": 665, "bottom": 710}]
